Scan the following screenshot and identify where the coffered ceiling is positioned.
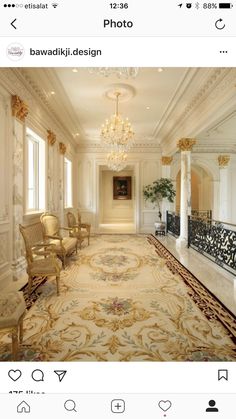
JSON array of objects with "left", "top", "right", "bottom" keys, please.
[{"left": 17, "top": 67, "right": 236, "bottom": 154}]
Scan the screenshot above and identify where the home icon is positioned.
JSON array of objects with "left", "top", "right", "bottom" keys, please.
[{"left": 17, "top": 401, "right": 31, "bottom": 413}]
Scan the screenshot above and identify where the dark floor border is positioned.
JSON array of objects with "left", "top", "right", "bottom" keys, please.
[{"left": 148, "top": 234, "right": 236, "bottom": 343}]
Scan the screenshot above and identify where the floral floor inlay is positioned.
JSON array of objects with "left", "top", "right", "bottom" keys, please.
[{"left": 0, "top": 234, "right": 235, "bottom": 361}]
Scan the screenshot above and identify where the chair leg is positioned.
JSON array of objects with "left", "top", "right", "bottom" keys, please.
[
  {"left": 12, "top": 327, "right": 18, "bottom": 361},
  {"left": 19, "top": 316, "right": 24, "bottom": 344},
  {"left": 56, "top": 276, "right": 60, "bottom": 296}
]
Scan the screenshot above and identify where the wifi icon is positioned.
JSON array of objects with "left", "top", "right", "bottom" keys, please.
[{"left": 52, "top": 3, "right": 58, "bottom": 7}]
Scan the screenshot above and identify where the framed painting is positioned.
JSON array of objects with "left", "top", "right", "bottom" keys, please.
[{"left": 113, "top": 176, "right": 132, "bottom": 200}]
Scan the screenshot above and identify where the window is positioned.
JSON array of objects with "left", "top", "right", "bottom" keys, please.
[
  {"left": 26, "top": 128, "right": 45, "bottom": 212},
  {"left": 64, "top": 157, "right": 72, "bottom": 208}
]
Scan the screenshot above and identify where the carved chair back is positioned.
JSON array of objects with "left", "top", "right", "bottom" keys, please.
[
  {"left": 67, "top": 212, "right": 77, "bottom": 229},
  {"left": 19, "top": 222, "right": 44, "bottom": 264},
  {"left": 40, "top": 213, "right": 60, "bottom": 237}
]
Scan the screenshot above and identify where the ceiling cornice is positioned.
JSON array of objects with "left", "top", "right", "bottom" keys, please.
[
  {"left": 0, "top": 68, "right": 76, "bottom": 149},
  {"left": 160, "top": 68, "right": 236, "bottom": 155}
]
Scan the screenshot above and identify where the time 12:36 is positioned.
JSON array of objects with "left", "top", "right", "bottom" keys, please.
[{"left": 110, "top": 3, "right": 129, "bottom": 9}]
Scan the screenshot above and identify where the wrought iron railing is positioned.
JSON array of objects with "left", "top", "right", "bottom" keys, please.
[
  {"left": 188, "top": 216, "right": 236, "bottom": 274},
  {"left": 166, "top": 211, "right": 180, "bottom": 237}
]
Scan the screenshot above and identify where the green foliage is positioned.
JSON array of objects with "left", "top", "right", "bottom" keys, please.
[{"left": 143, "top": 178, "right": 176, "bottom": 218}]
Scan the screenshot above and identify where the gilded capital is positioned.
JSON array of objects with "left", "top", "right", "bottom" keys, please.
[
  {"left": 11, "top": 95, "right": 29, "bottom": 122},
  {"left": 218, "top": 155, "right": 230, "bottom": 168},
  {"left": 161, "top": 156, "right": 173, "bottom": 165},
  {"left": 177, "top": 138, "right": 196, "bottom": 151},
  {"left": 59, "top": 142, "right": 67, "bottom": 155},
  {"left": 47, "top": 130, "right": 56, "bottom": 146}
]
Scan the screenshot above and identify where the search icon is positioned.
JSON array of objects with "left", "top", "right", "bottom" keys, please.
[{"left": 64, "top": 399, "right": 77, "bottom": 412}]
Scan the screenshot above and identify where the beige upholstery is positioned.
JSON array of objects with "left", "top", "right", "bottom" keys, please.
[
  {"left": 67, "top": 211, "right": 90, "bottom": 248},
  {"left": 20, "top": 222, "right": 62, "bottom": 295},
  {"left": 0, "top": 291, "right": 26, "bottom": 360},
  {"left": 40, "top": 213, "right": 77, "bottom": 268}
]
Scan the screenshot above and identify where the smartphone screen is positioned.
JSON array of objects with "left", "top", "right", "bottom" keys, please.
[{"left": 0, "top": 1, "right": 235, "bottom": 418}]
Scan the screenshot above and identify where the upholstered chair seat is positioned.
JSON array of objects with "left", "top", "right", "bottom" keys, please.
[
  {"left": 40, "top": 213, "right": 78, "bottom": 268},
  {"left": 20, "top": 222, "right": 62, "bottom": 295},
  {"left": 0, "top": 291, "right": 26, "bottom": 360},
  {"left": 67, "top": 211, "right": 90, "bottom": 249}
]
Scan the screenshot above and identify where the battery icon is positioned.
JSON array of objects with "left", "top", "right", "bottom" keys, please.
[{"left": 219, "top": 3, "right": 233, "bottom": 7}]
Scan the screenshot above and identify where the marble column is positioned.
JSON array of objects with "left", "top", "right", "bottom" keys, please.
[
  {"left": 59, "top": 142, "right": 67, "bottom": 224},
  {"left": 161, "top": 156, "right": 173, "bottom": 222},
  {"left": 176, "top": 138, "right": 196, "bottom": 247},
  {"left": 218, "top": 155, "right": 230, "bottom": 222},
  {"left": 47, "top": 130, "right": 57, "bottom": 212},
  {"left": 11, "top": 95, "right": 29, "bottom": 280}
]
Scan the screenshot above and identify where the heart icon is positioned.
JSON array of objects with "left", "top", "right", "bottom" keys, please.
[
  {"left": 8, "top": 369, "right": 22, "bottom": 381},
  {"left": 158, "top": 400, "right": 172, "bottom": 412}
]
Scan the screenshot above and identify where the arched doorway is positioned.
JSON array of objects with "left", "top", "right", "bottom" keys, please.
[{"left": 175, "top": 166, "right": 213, "bottom": 214}]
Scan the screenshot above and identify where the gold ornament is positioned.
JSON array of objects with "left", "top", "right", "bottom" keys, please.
[
  {"left": 218, "top": 155, "right": 230, "bottom": 168},
  {"left": 59, "top": 142, "right": 67, "bottom": 155},
  {"left": 177, "top": 138, "right": 196, "bottom": 151},
  {"left": 47, "top": 130, "right": 56, "bottom": 146},
  {"left": 161, "top": 156, "right": 173, "bottom": 165},
  {"left": 11, "top": 95, "right": 29, "bottom": 122}
]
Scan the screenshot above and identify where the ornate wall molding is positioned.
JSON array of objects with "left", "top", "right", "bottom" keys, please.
[
  {"left": 161, "top": 156, "right": 173, "bottom": 165},
  {"left": 177, "top": 138, "right": 196, "bottom": 151},
  {"left": 11, "top": 95, "right": 28, "bottom": 122},
  {"left": 218, "top": 155, "right": 230, "bottom": 168},
  {"left": 47, "top": 129, "right": 56, "bottom": 146}
]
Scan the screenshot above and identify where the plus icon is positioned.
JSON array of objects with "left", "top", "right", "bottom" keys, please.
[{"left": 111, "top": 399, "right": 125, "bottom": 413}]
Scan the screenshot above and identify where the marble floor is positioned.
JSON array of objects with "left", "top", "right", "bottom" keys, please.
[
  {"left": 98, "top": 223, "right": 136, "bottom": 234},
  {"left": 158, "top": 234, "right": 236, "bottom": 316}
]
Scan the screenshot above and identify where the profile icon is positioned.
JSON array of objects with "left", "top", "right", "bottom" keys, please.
[{"left": 206, "top": 400, "right": 219, "bottom": 412}]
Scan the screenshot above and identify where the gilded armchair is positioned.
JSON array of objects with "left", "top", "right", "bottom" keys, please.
[
  {"left": 67, "top": 211, "right": 90, "bottom": 248},
  {"left": 77, "top": 210, "right": 91, "bottom": 244},
  {"left": 0, "top": 291, "right": 26, "bottom": 360},
  {"left": 40, "top": 213, "right": 77, "bottom": 268},
  {"left": 19, "top": 222, "right": 62, "bottom": 296}
]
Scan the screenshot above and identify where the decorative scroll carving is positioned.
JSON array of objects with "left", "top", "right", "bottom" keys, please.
[
  {"left": 161, "top": 156, "right": 173, "bottom": 165},
  {"left": 47, "top": 129, "right": 56, "bottom": 146},
  {"left": 59, "top": 142, "right": 66, "bottom": 155},
  {"left": 166, "top": 211, "right": 180, "bottom": 237},
  {"left": 11, "top": 95, "right": 28, "bottom": 122},
  {"left": 177, "top": 138, "right": 196, "bottom": 151},
  {"left": 188, "top": 217, "right": 236, "bottom": 274},
  {"left": 218, "top": 155, "right": 230, "bottom": 168}
]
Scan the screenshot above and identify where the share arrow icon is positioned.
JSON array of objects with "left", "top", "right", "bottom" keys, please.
[{"left": 54, "top": 370, "right": 67, "bottom": 382}]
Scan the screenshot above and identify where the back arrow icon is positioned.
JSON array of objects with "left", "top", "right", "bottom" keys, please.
[
  {"left": 215, "top": 18, "right": 225, "bottom": 30},
  {"left": 11, "top": 18, "right": 17, "bottom": 29}
]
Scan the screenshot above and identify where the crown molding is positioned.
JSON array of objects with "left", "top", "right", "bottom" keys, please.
[
  {"left": 76, "top": 142, "right": 161, "bottom": 154},
  {"left": 160, "top": 68, "right": 236, "bottom": 155},
  {"left": 0, "top": 68, "right": 76, "bottom": 151}
]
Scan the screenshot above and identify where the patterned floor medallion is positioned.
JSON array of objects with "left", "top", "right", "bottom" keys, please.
[{"left": 0, "top": 234, "right": 235, "bottom": 361}]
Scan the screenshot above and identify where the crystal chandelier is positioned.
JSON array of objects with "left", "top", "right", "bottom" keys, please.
[
  {"left": 106, "top": 150, "right": 127, "bottom": 172},
  {"left": 101, "top": 92, "right": 134, "bottom": 152},
  {"left": 88, "top": 67, "right": 139, "bottom": 79}
]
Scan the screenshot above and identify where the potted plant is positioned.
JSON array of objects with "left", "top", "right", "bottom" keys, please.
[{"left": 143, "top": 178, "right": 176, "bottom": 221}]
